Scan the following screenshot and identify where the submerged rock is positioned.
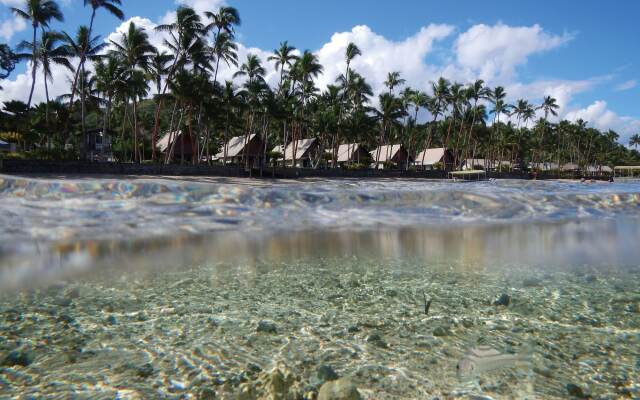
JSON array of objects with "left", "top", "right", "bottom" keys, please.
[
  {"left": 366, "top": 332, "right": 388, "bottom": 348},
  {"left": 585, "top": 275, "right": 598, "bottom": 283},
  {"left": 493, "top": 293, "right": 511, "bottom": 307},
  {"left": 136, "top": 363, "right": 154, "bottom": 378},
  {"left": 318, "top": 378, "right": 362, "bottom": 400},
  {"left": 566, "top": 383, "right": 588, "bottom": 398},
  {"left": 199, "top": 387, "right": 217, "bottom": 399},
  {"left": 522, "top": 277, "right": 542, "bottom": 287},
  {"left": 433, "top": 326, "right": 451, "bottom": 337},
  {"left": 2, "top": 350, "right": 34, "bottom": 367},
  {"left": 257, "top": 320, "right": 278, "bottom": 334},
  {"left": 316, "top": 365, "right": 339, "bottom": 383}
]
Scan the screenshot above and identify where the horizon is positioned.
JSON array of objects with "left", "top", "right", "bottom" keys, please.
[{"left": 0, "top": 0, "right": 639, "bottom": 144}]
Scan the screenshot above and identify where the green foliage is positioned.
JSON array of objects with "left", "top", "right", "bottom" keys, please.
[{"left": 2, "top": 2, "right": 639, "bottom": 171}]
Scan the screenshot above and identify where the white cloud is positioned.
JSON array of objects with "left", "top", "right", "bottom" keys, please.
[
  {"left": 2, "top": 15, "right": 638, "bottom": 143},
  {"left": 0, "top": 0, "right": 26, "bottom": 6},
  {"left": 565, "top": 100, "right": 640, "bottom": 144},
  {"left": 0, "top": 60, "right": 75, "bottom": 105},
  {"left": 455, "top": 23, "right": 573, "bottom": 82},
  {"left": 0, "top": 15, "right": 26, "bottom": 41},
  {"left": 314, "top": 24, "right": 454, "bottom": 97},
  {"left": 614, "top": 79, "right": 637, "bottom": 92}
]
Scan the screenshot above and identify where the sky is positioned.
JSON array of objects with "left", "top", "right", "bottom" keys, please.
[{"left": 1, "top": 0, "right": 639, "bottom": 144}]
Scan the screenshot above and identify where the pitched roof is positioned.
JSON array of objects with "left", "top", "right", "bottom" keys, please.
[
  {"left": 370, "top": 144, "right": 403, "bottom": 163},
  {"left": 336, "top": 143, "right": 363, "bottom": 162},
  {"left": 215, "top": 134, "right": 257, "bottom": 159},
  {"left": 415, "top": 148, "right": 446, "bottom": 166},
  {"left": 157, "top": 131, "right": 182, "bottom": 152},
  {"left": 283, "top": 138, "right": 317, "bottom": 161}
]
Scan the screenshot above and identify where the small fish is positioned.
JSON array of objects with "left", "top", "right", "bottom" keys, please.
[{"left": 456, "top": 346, "right": 530, "bottom": 379}]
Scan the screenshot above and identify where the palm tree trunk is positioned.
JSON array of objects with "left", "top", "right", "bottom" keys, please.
[
  {"left": 44, "top": 71, "right": 50, "bottom": 130},
  {"left": 81, "top": 63, "right": 87, "bottom": 160},
  {"left": 27, "top": 25, "right": 37, "bottom": 108},
  {"left": 133, "top": 97, "right": 139, "bottom": 163}
]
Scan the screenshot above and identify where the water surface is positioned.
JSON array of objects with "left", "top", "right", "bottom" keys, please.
[{"left": 0, "top": 175, "right": 639, "bottom": 399}]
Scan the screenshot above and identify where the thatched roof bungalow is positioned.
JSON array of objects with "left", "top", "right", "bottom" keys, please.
[
  {"left": 272, "top": 138, "right": 321, "bottom": 168},
  {"left": 157, "top": 131, "right": 195, "bottom": 162},
  {"left": 370, "top": 144, "right": 410, "bottom": 169},
  {"left": 214, "top": 134, "right": 264, "bottom": 167},
  {"left": 332, "top": 143, "right": 370, "bottom": 165},
  {"left": 414, "top": 148, "right": 454, "bottom": 170}
]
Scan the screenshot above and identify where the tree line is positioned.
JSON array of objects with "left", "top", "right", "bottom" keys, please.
[{"left": 1, "top": 0, "right": 639, "bottom": 171}]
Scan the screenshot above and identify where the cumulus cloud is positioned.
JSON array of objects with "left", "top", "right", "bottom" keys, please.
[
  {"left": 614, "top": 79, "right": 637, "bottom": 92},
  {"left": 314, "top": 24, "right": 454, "bottom": 96},
  {"left": 1, "top": 13, "right": 638, "bottom": 143},
  {"left": 565, "top": 101, "right": 640, "bottom": 143},
  {"left": 0, "top": 15, "right": 26, "bottom": 41},
  {"left": 455, "top": 23, "right": 573, "bottom": 82}
]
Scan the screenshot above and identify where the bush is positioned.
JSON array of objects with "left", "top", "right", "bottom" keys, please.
[
  {"left": 346, "top": 162, "right": 368, "bottom": 170},
  {"left": 432, "top": 162, "right": 444, "bottom": 170},
  {"left": 382, "top": 160, "right": 396, "bottom": 169}
]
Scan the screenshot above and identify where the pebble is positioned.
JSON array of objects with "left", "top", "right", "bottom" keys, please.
[
  {"left": 366, "top": 332, "right": 388, "bottom": 348},
  {"left": 625, "top": 303, "right": 639, "bottom": 313},
  {"left": 169, "top": 379, "right": 187, "bottom": 391},
  {"left": 257, "top": 320, "right": 278, "bottom": 334},
  {"left": 318, "top": 378, "right": 362, "bottom": 400},
  {"left": 522, "top": 277, "right": 542, "bottom": 287},
  {"left": 566, "top": 383, "right": 588, "bottom": 398},
  {"left": 493, "top": 293, "right": 511, "bottom": 306},
  {"left": 136, "top": 363, "right": 154, "bottom": 378},
  {"left": 199, "top": 387, "right": 217, "bottom": 399},
  {"left": 316, "top": 365, "right": 339, "bottom": 383},
  {"left": 52, "top": 297, "right": 72, "bottom": 307},
  {"left": 433, "top": 326, "right": 451, "bottom": 337},
  {"left": 2, "top": 350, "right": 34, "bottom": 367}
]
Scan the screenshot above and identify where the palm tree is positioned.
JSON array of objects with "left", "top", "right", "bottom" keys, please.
[
  {"left": 419, "top": 77, "right": 449, "bottom": 166},
  {"left": 74, "top": 0, "right": 124, "bottom": 131},
  {"left": 205, "top": 5, "right": 241, "bottom": 87},
  {"left": 110, "top": 21, "right": 155, "bottom": 162},
  {"left": 210, "top": 32, "right": 238, "bottom": 88},
  {"left": 406, "top": 90, "right": 428, "bottom": 170},
  {"left": 268, "top": 41, "right": 298, "bottom": 93},
  {"left": 333, "top": 42, "right": 361, "bottom": 166},
  {"left": 148, "top": 50, "right": 172, "bottom": 94},
  {"left": 374, "top": 93, "right": 405, "bottom": 167},
  {"left": 152, "top": 6, "right": 205, "bottom": 160},
  {"left": 61, "top": 26, "right": 107, "bottom": 157},
  {"left": 385, "top": 71, "right": 405, "bottom": 95},
  {"left": 205, "top": 6, "right": 241, "bottom": 37},
  {"left": 463, "top": 80, "right": 489, "bottom": 164},
  {"left": 0, "top": 44, "right": 17, "bottom": 82},
  {"left": 488, "top": 86, "right": 509, "bottom": 168},
  {"left": 94, "top": 55, "right": 123, "bottom": 141},
  {"left": 629, "top": 134, "right": 640, "bottom": 150},
  {"left": 11, "top": 0, "right": 64, "bottom": 108},
  {"left": 292, "top": 50, "right": 323, "bottom": 164},
  {"left": 536, "top": 95, "right": 560, "bottom": 165},
  {"left": 234, "top": 53, "right": 266, "bottom": 85},
  {"left": 16, "top": 31, "right": 72, "bottom": 127}
]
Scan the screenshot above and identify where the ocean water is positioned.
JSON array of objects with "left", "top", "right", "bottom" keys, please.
[{"left": 0, "top": 174, "right": 639, "bottom": 399}]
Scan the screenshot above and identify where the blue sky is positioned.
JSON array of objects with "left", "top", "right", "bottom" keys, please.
[{"left": 1, "top": 0, "right": 639, "bottom": 142}]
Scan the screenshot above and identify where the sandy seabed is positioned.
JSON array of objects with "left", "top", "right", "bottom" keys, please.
[{"left": 1, "top": 258, "right": 639, "bottom": 399}]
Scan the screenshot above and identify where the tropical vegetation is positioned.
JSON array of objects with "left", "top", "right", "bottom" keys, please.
[{"left": 1, "top": 0, "right": 639, "bottom": 172}]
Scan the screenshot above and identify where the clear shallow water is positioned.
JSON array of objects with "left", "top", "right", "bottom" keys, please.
[{"left": 0, "top": 175, "right": 639, "bottom": 399}]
